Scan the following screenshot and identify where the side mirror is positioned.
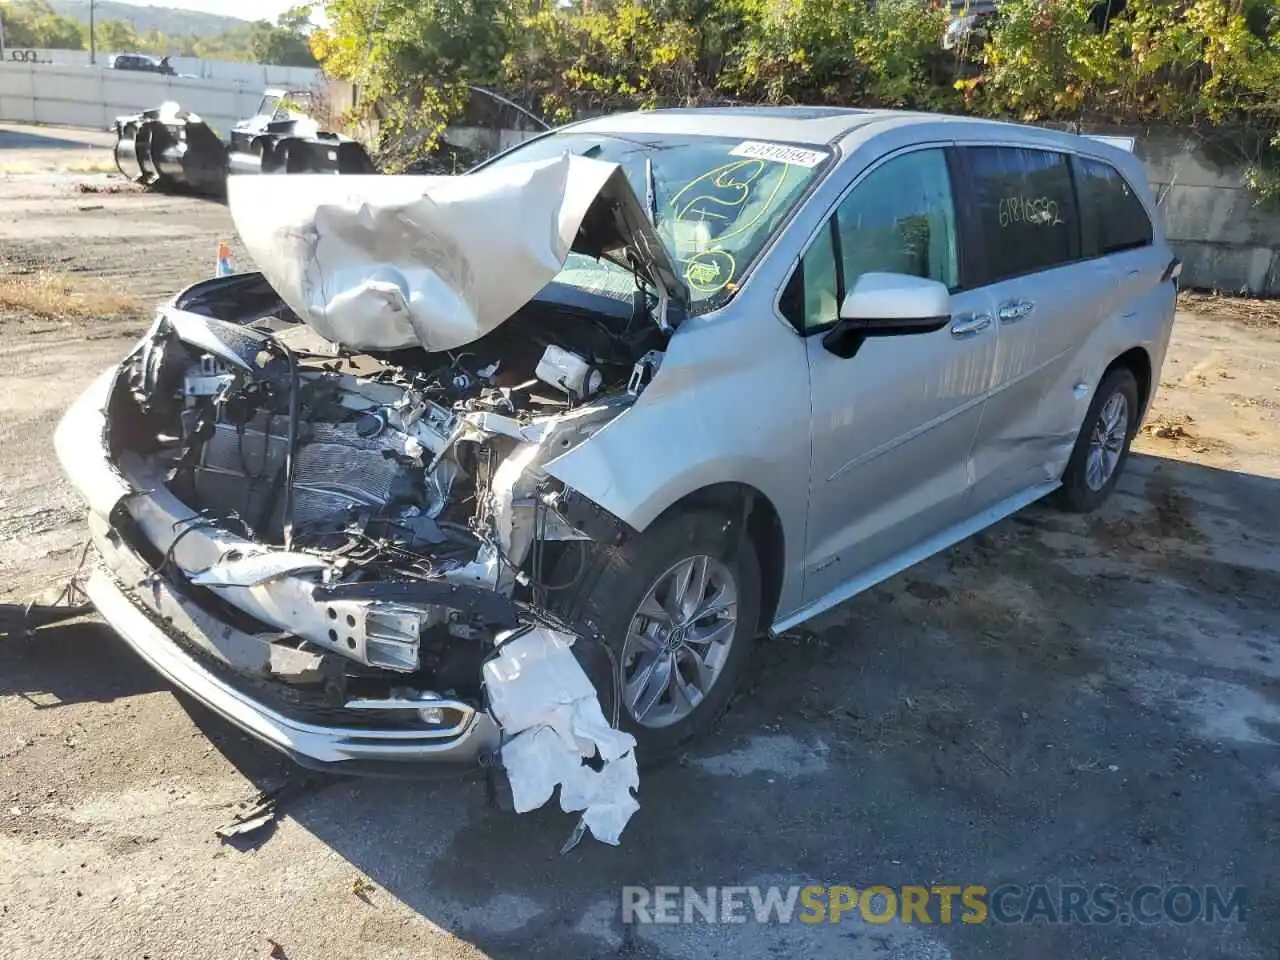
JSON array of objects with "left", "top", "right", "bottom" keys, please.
[{"left": 822, "top": 272, "right": 952, "bottom": 359}]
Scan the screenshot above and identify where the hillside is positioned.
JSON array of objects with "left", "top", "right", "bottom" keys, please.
[{"left": 46, "top": 0, "right": 250, "bottom": 37}]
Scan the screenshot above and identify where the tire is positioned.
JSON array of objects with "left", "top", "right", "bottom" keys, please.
[
  {"left": 553, "top": 508, "right": 761, "bottom": 764},
  {"left": 1054, "top": 366, "right": 1140, "bottom": 513}
]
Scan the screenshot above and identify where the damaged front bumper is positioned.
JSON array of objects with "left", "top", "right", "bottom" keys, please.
[
  {"left": 59, "top": 368, "right": 502, "bottom": 774},
  {"left": 86, "top": 533, "right": 501, "bottom": 773}
]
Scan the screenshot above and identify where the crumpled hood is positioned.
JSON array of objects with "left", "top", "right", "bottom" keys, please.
[{"left": 227, "top": 154, "right": 687, "bottom": 353}]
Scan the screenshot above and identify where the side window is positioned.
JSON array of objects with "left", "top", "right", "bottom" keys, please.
[
  {"left": 962, "top": 146, "right": 1080, "bottom": 285},
  {"left": 780, "top": 149, "right": 958, "bottom": 333},
  {"left": 835, "top": 149, "right": 959, "bottom": 294},
  {"left": 781, "top": 221, "right": 839, "bottom": 332},
  {"left": 1076, "top": 157, "right": 1153, "bottom": 257}
]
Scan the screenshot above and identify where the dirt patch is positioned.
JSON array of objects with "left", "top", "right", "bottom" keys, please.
[
  {"left": 1223, "top": 392, "right": 1280, "bottom": 411},
  {"left": 1144, "top": 477, "right": 1202, "bottom": 541},
  {"left": 0, "top": 159, "right": 116, "bottom": 175},
  {"left": 0, "top": 268, "right": 146, "bottom": 322},
  {"left": 903, "top": 579, "right": 952, "bottom": 601},
  {"left": 1179, "top": 290, "right": 1280, "bottom": 332},
  {"left": 75, "top": 182, "right": 133, "bottom": 196},
  {"left": 1140, "top": 412, "right": 1231, "bottom": 456},
  {"left": 0, "top": 171, "right": 247, "bottom": 303},
  {"left": 1087, "top": 482, "right": 1204, "bottom": 552}
]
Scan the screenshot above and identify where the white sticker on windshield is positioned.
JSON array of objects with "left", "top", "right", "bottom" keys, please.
[{"left": 729, "top": 141, "right": 827, "bottom": 168}]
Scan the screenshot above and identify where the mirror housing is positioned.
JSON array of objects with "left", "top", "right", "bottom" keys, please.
[{"left": 822, "top": 272, "right": 952, "bottom": 359}]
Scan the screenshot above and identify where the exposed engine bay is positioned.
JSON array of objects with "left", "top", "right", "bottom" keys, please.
[
  {"left": 56, "top": 151, "right": 720, "bottom": 846},
  {"left": 56, "top": 149, "right": 723, "bottom": 848},
  {"left": 109, "top": 273, "right": 662, "bottom": 683}
]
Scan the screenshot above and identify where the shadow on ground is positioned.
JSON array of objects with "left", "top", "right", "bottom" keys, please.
[
  {"left": 15, "top": 453, "right": 1280, "bottom": 958},
  {"left": 0, "top": 609, "right": 164, "bottom": 707},
  {"left": 0, "top": 129, "right": 102, "bottom": 151}
]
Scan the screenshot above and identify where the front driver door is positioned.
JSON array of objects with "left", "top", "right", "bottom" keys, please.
[{"left": 786, "top": 146, "right": 999, "bottom": 606}]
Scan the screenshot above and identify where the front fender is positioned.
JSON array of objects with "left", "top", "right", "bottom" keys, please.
[{"left": 543, "top": 306, "right": 813, "bottom": 616}]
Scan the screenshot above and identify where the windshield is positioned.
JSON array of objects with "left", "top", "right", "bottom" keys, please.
[
  {"left": 477, "top": 131, "right": 832, "bottom": 312},
  {"left": 256, "top": 94, "right": 282, "bottom": 119}
]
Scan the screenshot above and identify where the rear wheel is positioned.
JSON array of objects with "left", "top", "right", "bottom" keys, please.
[
  {"left": 1054, "top": 366, "right": 1140, "bottom": 513},
  {"left": 554, "top": 508, "right": 760, "bottom": 763}
]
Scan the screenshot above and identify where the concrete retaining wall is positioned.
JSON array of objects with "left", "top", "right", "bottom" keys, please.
[
  {"left": 3, "top": 47, "right": 323, "bottom": 88},
  {"left": 1129, "top": 130, "right": 1280, "bottom": 295},
  {"left": 442, "top": 125, "right": 541, "bottom": 156},
  {"left": 0, "top": 60, "right": 311, "bottom": 135}
]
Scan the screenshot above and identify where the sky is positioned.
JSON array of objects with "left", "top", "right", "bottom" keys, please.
[{"left": 108, "top": 0, "right": 328, "bottom": 26}]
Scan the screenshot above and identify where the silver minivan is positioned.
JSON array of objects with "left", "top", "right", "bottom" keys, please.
[{"left": 58, "top": 107, "right": 1178, "bottom": 772}]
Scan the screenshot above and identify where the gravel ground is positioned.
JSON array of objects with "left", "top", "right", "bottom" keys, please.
[{"left": 1, "top": 128, "right": 1277, "bottom": 960}]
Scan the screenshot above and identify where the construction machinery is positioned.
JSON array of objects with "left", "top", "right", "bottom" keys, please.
[{"left": 113, "top": 88, "right": 377, "bottom": 196}]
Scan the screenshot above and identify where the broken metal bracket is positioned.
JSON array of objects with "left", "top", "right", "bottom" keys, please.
[{"left": 313, "top": 579, "right": 522, "bottom": 630}]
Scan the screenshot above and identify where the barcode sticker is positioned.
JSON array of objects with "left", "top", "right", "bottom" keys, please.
[{"left": 728, "top": 141, "right": 828, "bottom": 168}]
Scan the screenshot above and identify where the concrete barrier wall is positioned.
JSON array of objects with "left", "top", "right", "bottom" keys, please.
[
  {"left": 5, "top": 47, "right": 323, "bottom": 88},
  {"left": 442, "top": 125, "right": 542, "bottom": 156},
  {"left": 0, "top": 60, "right": 272, "bottom": 134},
  {"left": 1127, "top": 130, "right": 1280, "bottom": 296}
]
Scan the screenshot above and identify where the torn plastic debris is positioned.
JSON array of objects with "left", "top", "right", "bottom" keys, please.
[
  {"left": 483, "top": 627, "right": 639, "bottom": 846},
  {"left": 188, "top": 551, "right": 329, "bottom": 587}
]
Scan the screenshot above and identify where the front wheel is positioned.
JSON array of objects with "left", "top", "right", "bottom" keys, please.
[
  {"left": 554, "top": 508, "right": 761, "bottom": 763},
  {"left": 1054, "top": 366, "right": 1140, "bottom": 513}
]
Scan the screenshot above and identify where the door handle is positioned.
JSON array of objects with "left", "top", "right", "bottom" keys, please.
[
  {"left": 998, "top": 299, "right": 1035, "bottom": 324},
  {"left": 950, "top": 312, "right": 992, "bottom": 338}
]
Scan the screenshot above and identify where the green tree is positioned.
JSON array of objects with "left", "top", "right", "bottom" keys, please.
[
  {"left": 249, "top": 7, "right": 318, "bottom": 67},
  {"left": 304, "top": 0, "right": 1280, "bottom": 199},
  {"left": 93, "top": 18, "right": 140, "bottom": 53},
  {"left": 723, "top": 0, "right": 874, "bottom": 103},
  {"left": 192, "top": 24, "right": 257, "bottom": 61},
  {"left": 975, "top": 0, "right": 1280, "bottom": 123},
  {"left": 501, "top": 0, "right": 700, "bottom": 121},
  {"left": 312, "top": 0, "right": 509, "bottom": 167},
  {"left": 0, "top": 0, "right": 86, "bottom": 49}
]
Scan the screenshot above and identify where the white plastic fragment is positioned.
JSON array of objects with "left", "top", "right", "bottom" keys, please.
[
  {"left": 483, "top": 627, "right": 640, "bottom": 846},
  {"left": 188, "top": 551, "right": 329, "bottom": 587}
]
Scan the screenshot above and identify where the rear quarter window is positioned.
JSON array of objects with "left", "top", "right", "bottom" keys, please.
[
  {"left": 959, "top": 146, "right": 1080, "bottom": 286},
  {"left": 1075, "top": 157, "right": 1154, "bottom": 257}
]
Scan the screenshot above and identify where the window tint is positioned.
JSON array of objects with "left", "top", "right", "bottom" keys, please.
[
  {"left": 962, "top": 147, "right": 1079, "bottom": 285},
  {"left": 781, "top": 149, "right": 958, "bottom": 333},
  {"left": 836, "top": 148, "right": 959, "bottom": 294},
  {"left": 1076, "top": 157, "right": 1153, "bottom": 256}
]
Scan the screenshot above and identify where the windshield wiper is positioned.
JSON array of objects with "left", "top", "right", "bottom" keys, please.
[{"left": 644, "top": 157, "right": 658, "bottom": 228}]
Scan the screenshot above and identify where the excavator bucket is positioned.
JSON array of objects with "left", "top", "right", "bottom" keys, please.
[
  {"left": 227, "top": 119, "right": 378, "bottom": 178},
  {"left": 112, "top": 116, "right": 146, "bottom": 182},
  {"left": 261, "top": 132, "right": 379, "bottom": 175},
  {"left": 112, "top": 91, "right": 379, "bottom": 196},
  {"left": 112, "top": 105, "right": 229, "bottom": 196}
]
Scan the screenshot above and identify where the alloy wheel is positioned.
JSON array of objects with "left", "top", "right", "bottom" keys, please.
[
  {"left": 620, "top": 554, "right": 739, "bottom": 729},
  {"left": 1085, "top": 390, "right": 1129, "bottom": 491}
]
